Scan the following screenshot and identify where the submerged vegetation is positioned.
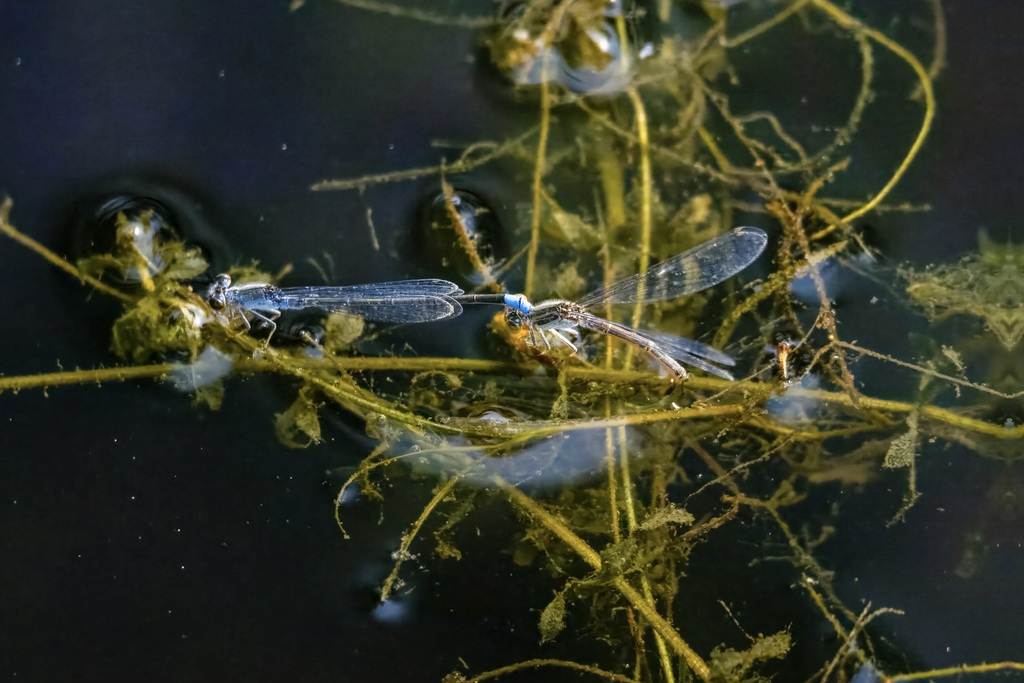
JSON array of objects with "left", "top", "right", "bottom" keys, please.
[{"left": 3, "top": 0, "right": 1023, "bottom": 681}]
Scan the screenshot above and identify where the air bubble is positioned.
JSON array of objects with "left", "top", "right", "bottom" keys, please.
[
  {"left": 486, "top": 0, "right": 656, "bottom": 95},
  {"left": 67, "top": 179, "right": 235, "bottom": 288},
  {"left": 72, "top": 195, "right": 186, "bottom": 286},
  {"left": 416, "top": 187, "right": 506, "bottom": 285}
]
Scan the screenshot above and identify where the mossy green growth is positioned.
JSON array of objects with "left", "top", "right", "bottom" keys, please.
[{"left": 708, "top": 631, "right": 792, "bottom": 682}]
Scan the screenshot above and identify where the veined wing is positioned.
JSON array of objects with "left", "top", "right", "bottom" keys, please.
[
  {"left": 274, "top": 279, "right": 465, "bottom": 322},
  {"left": 639, "top": 329, "right": 737, "bottom": 380},
  {"left": 578, "top": 227, "right": 767, "bottom": 306}
]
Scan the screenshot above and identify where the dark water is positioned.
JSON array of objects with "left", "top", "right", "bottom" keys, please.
[{"left": 1, "top": 0, "right": 1022, "bottom": 680}]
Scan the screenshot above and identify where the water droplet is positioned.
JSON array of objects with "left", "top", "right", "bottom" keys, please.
[
  {"left": 66, "top": 178, "right": 235, "bottom": 285},
  {"left": 71, "top": 195, "right": 183, "bottom": 286},
  {"left": 485, "top": 0, "right": 656, "bottom": 95},
  {"left": 557, "top": 20, "right": 633, "bottom": 94},
  {"left": 415, "top": 187, "right": 506, "bottom": 285}
]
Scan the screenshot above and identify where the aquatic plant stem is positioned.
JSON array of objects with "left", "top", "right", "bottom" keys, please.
[
  {"left": 439, "top": 179, "right": 501, "bottom": 289},
  {"left": 613, "top": 578, "right": 709, "bottom": 682},
  {"left": 460, "top": 658, "right": 637, "bottom": 683},
  {"left": 6, "top": 349, "right": 1018, "bottom": 443},
  {"left": 585, "top": 90, "right": 660, "bottom": 680},
  {"left": 626, "top": 87, "right": 653, "bottom": 330},
  {"left": 614, "top": 420, "right": 676, "bottom": 681},
  {"left": 610, "top": 105, "right": 670, "bottom": 683},
  {"left": 808, "top": 0, "right": 936, "bottom": 239},
  {"left": 334, "top": 442, "right": 389, "bottom": 538},
  {"left": 502, "top": 482, "right": 711, "bottom": 681},
  {"left": 0, "top": 198, "right": 133, "bottom": 303},
  {"left": 524, "top": 60, "right": 552, "bottom": 299},
  {"left": 603, "top": 417, "right": 621, "bottom": 541},
  {"left": 712, "top": 237, "right": 848, "bottom": 349},
  {"left": 617, "top": 86, "right": 653, "bottom": 629},
  {"left": 379, "top": 475, "right": 460, "bottom": 601},
  {"left": 723, "top": 0, "right": 811, "bottom": 49},
  {"left": 0, "top": 363, "right": 172, "bottom": 393},
  {"left": 616, "top": 428, "right": 638, "bottom": 540},
  {"left": 310, "top": 128, "right": 537, "bottom": 191},
  {"left": 886, "top": 662, "right": 1024, "bottom": 681},
  {"left": 619, "top": 435, "right": 677, "bottom": 683},
  {"left": 917, "top": 0, "right": 947, "bottom": 95},
  {"left": 504, "top": 481, "right": 603, "bottom": 568},
  {"left": 580, "top": 100, "right": 733, "bottom": 184}
]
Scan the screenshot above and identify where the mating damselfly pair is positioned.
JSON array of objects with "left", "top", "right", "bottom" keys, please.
[{"left": 206, "top": 227, "right": 768, "bottom": 380}]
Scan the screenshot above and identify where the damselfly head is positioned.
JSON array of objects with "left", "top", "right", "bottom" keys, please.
[
  {"left": 207, "top": 273, "right": 232, "bottom": 311},
  {"left": 504, "top": 307, "right": 526, "bottom": 329}
]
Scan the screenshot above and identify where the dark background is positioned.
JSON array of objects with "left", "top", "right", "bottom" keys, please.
[{"left": 1, "top": 0, "right": 1021, "bottom": 680}]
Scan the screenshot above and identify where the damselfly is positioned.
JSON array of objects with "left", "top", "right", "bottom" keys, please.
[
  {"left": 207, "top": 274, "right": 465, "bottom": 339},
  {"left": 458, "top": 227, "right": 767, "bottom": 379}
]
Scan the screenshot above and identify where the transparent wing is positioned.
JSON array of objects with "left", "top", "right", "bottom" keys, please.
[
  {"left": 639, "top": 330, "right": 737, "bottom": 380},
  {"left": 577, "top": 227, "right": 767, "bottom": 306},
  {"left": 275, "top": 279, "right": 465, "bottom": 322},
  {"left": 283, "top": 279, "right": 465, "bottom": 298},
  {"left": 574, "top": 311, "right": 737, "bottom": 379}
]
